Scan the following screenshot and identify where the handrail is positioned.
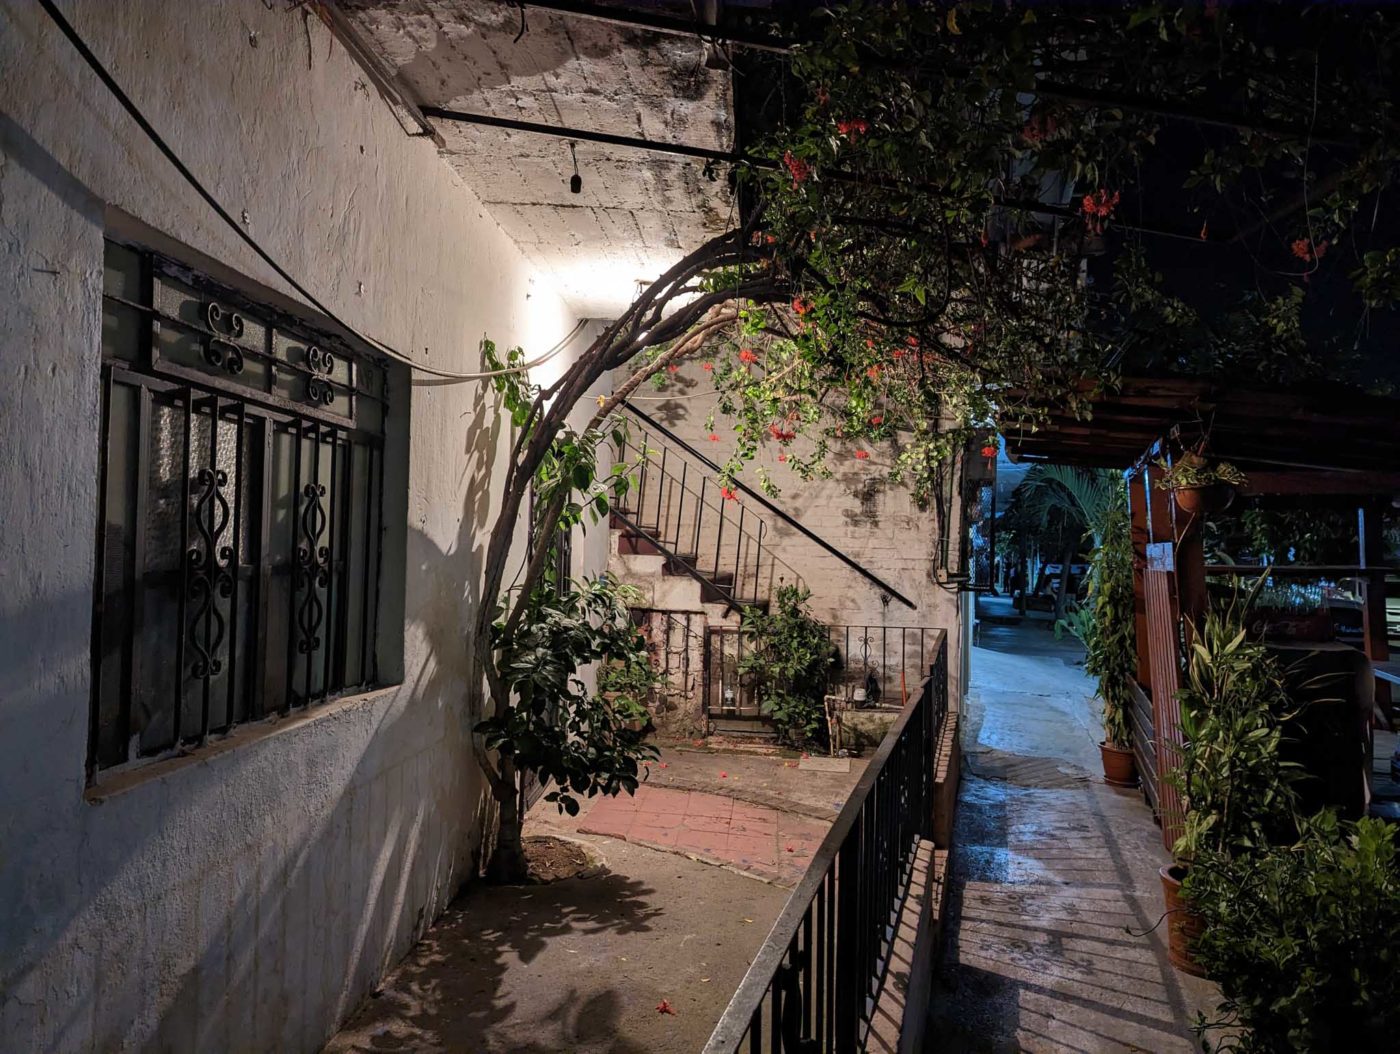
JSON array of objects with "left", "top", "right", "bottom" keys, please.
[
  {"left": 704, "top": 629, "right": 949, "bottom": 1052},
  {"left": 612, "top": 506, "right": 748, "bottom": 610},
  {"left": 624, "top": 402, "right": 918, "bottom": 610},
  {"left": 621, "top": 433, "right": 808, "bottom": 594}
]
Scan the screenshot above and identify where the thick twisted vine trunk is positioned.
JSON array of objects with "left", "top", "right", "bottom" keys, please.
[{"left": 472, "top": 222, "right": 787, "bottom": 881}]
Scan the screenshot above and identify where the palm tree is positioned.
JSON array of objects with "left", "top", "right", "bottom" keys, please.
[
  {"left": 1016, "top": 466, "right": 1124, "bottom": 620},
  {"left": 1020, "top": 465, "right": 1121, "bottom": 549}
]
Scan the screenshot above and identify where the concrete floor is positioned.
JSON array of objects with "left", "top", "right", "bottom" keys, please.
[
  {"left": 323, "top": 745, "right": 860, "bottom": 1053},
  {"left": 927, "top": 622, "right": 1218, "bottom": 1053}
]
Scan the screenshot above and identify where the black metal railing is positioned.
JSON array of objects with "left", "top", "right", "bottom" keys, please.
[
  {"left": 705, "top": 625, "right": 942, "bottom": 723},
  {"left": 624, "top": 403, "right": 917, "bottom": 610},
  {"left": 615, "top": 428, "right": 805, "bottom": 610},
  {"left": 828, "top": 625, "right": 942, "bottom": 709},
  {"left": 703, "top": 631, "right": 949, "bottom": 1053}
]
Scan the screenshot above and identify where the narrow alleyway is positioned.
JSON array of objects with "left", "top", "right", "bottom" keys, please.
[{"left": 928, "top": 618, "right": 1217, "bottom": 1053}]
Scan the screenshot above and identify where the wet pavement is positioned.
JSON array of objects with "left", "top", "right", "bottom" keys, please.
[{"left": 928, "top": 622, "right": 1217, "bottom": 1053}]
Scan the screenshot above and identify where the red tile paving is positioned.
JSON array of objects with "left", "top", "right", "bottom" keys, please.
[{"left": 579, "top": 784, "right": 830, "bottom": 886}]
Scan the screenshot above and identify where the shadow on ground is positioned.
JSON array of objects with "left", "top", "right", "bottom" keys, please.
[
  {"left": 324, "top": 835, "right": 788, "bottom": 1054},
  {"left": 325, "top": 870, "right": 660, "bottom": 1054}
]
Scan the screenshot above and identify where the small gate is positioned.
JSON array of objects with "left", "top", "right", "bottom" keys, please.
[{"left": 704, "top": 626, "right": 764, "bottom": 724}]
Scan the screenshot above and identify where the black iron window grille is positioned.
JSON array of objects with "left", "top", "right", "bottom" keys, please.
[{"left": 90, "top": 238, "right": 397, "bottom": 777}]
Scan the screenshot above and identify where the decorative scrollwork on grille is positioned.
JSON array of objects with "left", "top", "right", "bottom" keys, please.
[
  {"left": 203, "top": 301, "right": 246, "bottom": 375},
  {"left": 306, "top": 376, "right": 336, "bottom": 406},
  {"left": 186, "top": 467, "right": 234, "bottom": 679},
  {"left": 295, "top": 482, "right": 329, "bottom": 655},
  {"left": 306, "top": 344, "right": 334, "bottom": 375}
]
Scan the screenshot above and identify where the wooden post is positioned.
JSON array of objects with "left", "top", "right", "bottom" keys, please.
[{"left": 1359, "top": 503, "right": 1392, "bottom": 710}]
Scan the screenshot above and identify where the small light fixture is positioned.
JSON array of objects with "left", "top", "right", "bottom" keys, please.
[{"left": 568, "top": 142, "right": 582, "bottom": 195}]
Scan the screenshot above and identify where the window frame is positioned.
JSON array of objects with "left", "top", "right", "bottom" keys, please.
[{"left": 90, "top": 234, "right": 401, "bottom": 782}]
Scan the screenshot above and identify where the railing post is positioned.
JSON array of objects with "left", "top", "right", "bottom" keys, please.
[{"left": 835, "top": 829, "right": 861, "bottom": 1051}]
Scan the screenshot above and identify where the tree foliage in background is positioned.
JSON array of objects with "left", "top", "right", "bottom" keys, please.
[{"left": 739, "top": 586, "right": 836, "bottom": 749}]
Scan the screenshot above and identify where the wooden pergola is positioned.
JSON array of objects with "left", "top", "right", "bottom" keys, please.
[{"left": 1005, "top": 376, "right": 1400, "bottom": 847}]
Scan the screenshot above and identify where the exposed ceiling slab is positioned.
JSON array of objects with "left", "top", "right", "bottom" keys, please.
[{"left": 341, "top": 0, "right": 736, "bottom": 316}]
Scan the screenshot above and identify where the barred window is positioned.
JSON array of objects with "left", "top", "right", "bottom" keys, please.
[{"left": 92, "top": 238, "right": 400, "bottom": 776}]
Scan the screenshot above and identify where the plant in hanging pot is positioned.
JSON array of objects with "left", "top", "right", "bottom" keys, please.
[
  {"left": 1164, "top": 593, "right": 1300, "bottom": 976},
  {"left": 1155, "top": 453, "right": 1247, "bottom": 515}
]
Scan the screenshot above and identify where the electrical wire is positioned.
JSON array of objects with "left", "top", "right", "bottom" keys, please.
[{"left": 36, "top": 0, "right": 582, "bottom": 383}]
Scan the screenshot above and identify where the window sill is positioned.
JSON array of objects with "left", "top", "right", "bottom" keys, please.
[{"left": 84, "top": 685, "right": 400, "bottom": 804}]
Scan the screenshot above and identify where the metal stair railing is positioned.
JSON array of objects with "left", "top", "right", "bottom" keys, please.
[
  {"left": 615, "top": 429, "right": 805, "bottom": 611},
  {"left": 623, "top": 402, "right": 917, "bottom": 610}
]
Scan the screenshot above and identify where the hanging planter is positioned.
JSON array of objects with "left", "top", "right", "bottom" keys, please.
[{"left": 1155, "top": 453, "right": 1246, "bottom": 515}]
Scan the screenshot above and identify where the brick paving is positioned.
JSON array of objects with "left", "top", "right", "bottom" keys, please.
[{"left": 578, "top": 783, "right": 829, "bottom": 886}]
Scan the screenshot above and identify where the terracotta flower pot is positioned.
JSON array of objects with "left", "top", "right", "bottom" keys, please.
[
  {"left": 1099, "top": 741, "right": 1138, "bottom": 788},
  {"left": 1159, "top": 865, "right": 1208, "bottom": 977},
  {"left": 1172, "top": 483, "right": 1235, "bottom": 515}
]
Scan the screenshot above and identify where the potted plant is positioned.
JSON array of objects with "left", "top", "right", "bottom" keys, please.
[
  {"left": 1081, "top": 498, "right": 1140, "bottom": 786},
  {"left": 1155, "top": 452, "right": 1247, "bottom": 514},
  {"left": 1164, "top": 592, "right": 1299, "bottom": 976}
]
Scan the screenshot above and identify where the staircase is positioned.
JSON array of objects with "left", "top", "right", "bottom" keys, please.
[{"left": 610, "top": 424, "right": 805, "bottom": 614}]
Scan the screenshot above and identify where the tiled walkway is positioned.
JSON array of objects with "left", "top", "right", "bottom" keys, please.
[
  {"left": 928, "top": 620, "right": 1217, "bottom": 1053},
  {"left": 579, "top": 783, "right": 829, "bottom": 886}
]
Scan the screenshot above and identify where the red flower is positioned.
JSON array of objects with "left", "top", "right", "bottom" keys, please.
[
  {"left": 836, "top": 118, "right": 869, "bottom": 137},
  {"left": 720, "top": 488, "right": 737, "bottom": 502},
  {"left": 865, "top": 338, "right": 876, "bottom": 349},
  {"left": 777, "top": 452, "right": 788, "bottom": 463},
  {"left": 792, "top": 298, "right": 812, "bottom": 316},
  {"left": 981, "top": 444, "right": 998, "bottom": 459},
  {"left": 667, "top": 364, "right": 679, "bottom": 373},
  {"left": 892, "top": 349, "right": 905, "bottom": 360},
  {"left": 870, "top": 414, "right": 884, "bottom": 425},
  {"left": 708, "top": 433, "right": 721, "bottom": 442},
  {"left": 1292, "top": 238, "right": 1329, "bottom": 263},
  {"left": 782, "top": 151, "right": 811, "bottom": 185},
  {"left": 738, "top": 348, "right": 759, "bottom": 364},
  {"left": 702, "top": 361, "right": 713, "bottom": 371},
  {"left": 657, "top": 999, "right": 676, "bottom": 1016},
  {"left": 1080, "top": 188, "right": 1121, "bottom": 234},
  {"left": 866, "top": 365, "right": 881, "bottom": 381},
  {"left": 768, "top": 423, "right": 796, "bottom": 442},
  {"left": 764, "top": 233, "right": 776, "bottom": 245},
  {"left": 854, "top": 450, "right": 870, "bottom": 461},
  {"left": 906, "top": 335, "right": 919, "bottom": 348}
]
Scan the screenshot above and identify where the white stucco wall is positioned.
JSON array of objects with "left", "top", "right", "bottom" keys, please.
[{"left": 0, "top": 2, "right": 601, "bottom": 1050}]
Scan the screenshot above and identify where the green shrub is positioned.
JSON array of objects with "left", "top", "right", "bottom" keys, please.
[
  {"left": 1083, "top": 498, "right": 1136, "bottom": 747},
  {"left": 1186, "top": 814, "right": 1400, "bottom": 1052},
  {"left": 740, "top": 586, "right": 835, "bottom": 748}
]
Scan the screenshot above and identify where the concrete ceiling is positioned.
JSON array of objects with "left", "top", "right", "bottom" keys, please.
[{"left": 342, "top": 1, "right": 736, "bottom": 317}]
